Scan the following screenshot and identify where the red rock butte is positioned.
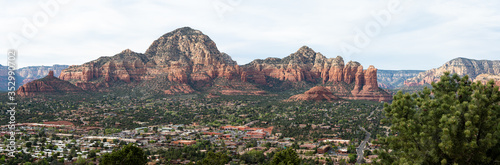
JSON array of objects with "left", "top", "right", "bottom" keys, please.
[
  {"left": 287, "top": 86, "right": 339, "bottom": 102},
  {"left": 405, "top": 57, "right": 500, "bottom": 87},
  {"left": 20, "top": 27, "right": 392, "bottom": 101},
  {"left": 16, "top": 70, "right": 83, "bottom": 97}
]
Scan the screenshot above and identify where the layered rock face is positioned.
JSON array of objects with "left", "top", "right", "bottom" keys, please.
[
  {"left": 55, "top": 27, "right": 390, "bottom": 101},
  {"left": 405, "top": 58, "right": 500, "bottom": 86},
  {"left": 59, "top": 27, "right": 240, "bottom": 92},
  {"left": 0, "top": 64, "right": 69, "bottom": 91},
  {"left": 59, "top": 49, "right": 149, "bottom": 90},
  {"left": 287, "top": 86, "right": 339, "bottom": 102},
  {"left": 17, "top": 71, "right": 83, "bottom": 97},
  {"left": 241, "top": 46, "right": 391, "bottom": 102}
]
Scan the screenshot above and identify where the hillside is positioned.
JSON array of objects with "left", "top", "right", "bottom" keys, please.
[
  {"left": 16, "top": 71, "right": 83, "bottom": 97},
  {"left": 24, "top": 27, "right": 391, "bottom": 101},
  {"left": 377, "top": 70, "right": 424, "bottom": 89},
  {"left": 404, "top": 57, "right": 500, "bottom": 86}
]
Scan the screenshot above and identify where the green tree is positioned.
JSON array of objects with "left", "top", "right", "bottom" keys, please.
[
  {"left": 75, "top": 155, "right": 88, "bottom": 165},
  {"left": 101, "top": 144, "right": 147, "bottom": 165},
  {"left": 375, "top": 73, "right": 500, "bottom": 164},
  {"left": 245, "top": 140, "right": 258, "bottom": 148},
  {"left": 197, "top": 151, "right": 230, "bottom": 165},
  {"left": 270, "top": 148, "right": 300, "bottom": 165},
  {"left": 348, "top": 154, "right": 357, "bottom": 163},
  {"left": 240, "top": 150, "right": 266, "bottom": 164},
  {"left": 264, "top": 142, "right": 272, "bottom": 148}
]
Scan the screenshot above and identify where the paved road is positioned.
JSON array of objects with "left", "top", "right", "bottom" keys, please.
[
  {"left": 244, "top": 120, "right": 259, "bottom": 127},
  {"left": 367, "top": 110, "right": 375, "bottom": 119},
  {"left": 81, "top": 117, "right": 89, "bottom": 125},
  {"left": 356, "top": 126, "right": 371, "bottom": 164}
]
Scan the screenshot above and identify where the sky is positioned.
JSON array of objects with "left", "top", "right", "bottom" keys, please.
[{"left": 1, "top": 0, "right": 500, "bottom": 70}]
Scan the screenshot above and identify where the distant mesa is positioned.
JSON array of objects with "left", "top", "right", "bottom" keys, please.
[
  {"left": 18, "top": 27, "right": 392, "bottom": 101},
  {"left": 473, "top": 74, "right": 500, "bottom": 91},
  {"left": 287, "top": 86, "right": 339, "bottom": 102}
]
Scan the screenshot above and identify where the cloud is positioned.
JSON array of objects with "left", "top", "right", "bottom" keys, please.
[{"left": 1, "top": 0, "right": 499, "bottom": 69}]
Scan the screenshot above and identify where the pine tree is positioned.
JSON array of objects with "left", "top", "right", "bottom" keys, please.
[
  {"left": 375, "top": 72, "right": 500, "bottom": 164},
  {"left": 100, "top": 144, "right": 147, "bottom": 165},
  {"left": 197, "top": 151, "right": 230, "bottom": 165},
  {"left": 270, "top": 148, "right": 301, "bottom": 165}
]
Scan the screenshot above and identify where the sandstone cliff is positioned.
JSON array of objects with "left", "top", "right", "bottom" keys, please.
[
  {"left": 405, "top": 58, "right": 500, "bottom": 86},
  {"left": 55, "top": 27, "right": 390, "bottom": 101},
  {"left": 16, "top": 71, "right": 83, "bottom": 97},
  {"left": 287, "top": 86, "right": 339, "bottom": 102},
  {"left": 18, "top": 65, "right": 69, "bottom": 84},
  {"left": 241, "top": 46, "right": 392, "bottom": 102}
]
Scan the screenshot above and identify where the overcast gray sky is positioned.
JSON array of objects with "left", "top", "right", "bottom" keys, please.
[{"left": 2, "top": 0, "right": 500, "bottom": 70}]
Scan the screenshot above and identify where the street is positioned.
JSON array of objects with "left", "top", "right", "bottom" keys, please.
[{"left": 356, "top": 126, "right": 371, "bottom": 164}]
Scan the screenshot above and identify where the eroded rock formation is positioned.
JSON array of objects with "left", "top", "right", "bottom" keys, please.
[
  {"left": 287, "top": 86, "right": 339, "bottom": 102},
  {"left": 59, "top": 27, "right": 240, "bottom": 94},
  {"left": 473, "top": 74, "right": 500, "bottom": 91},
  {"left": 51, "top": 27, "right": 391, "bottom": 101},
  {"left": 17, "top": 71, "right": 83, "bottom": 97},
  {"left": 241, "top": 46, "right": 391, "bottom": 101}
]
